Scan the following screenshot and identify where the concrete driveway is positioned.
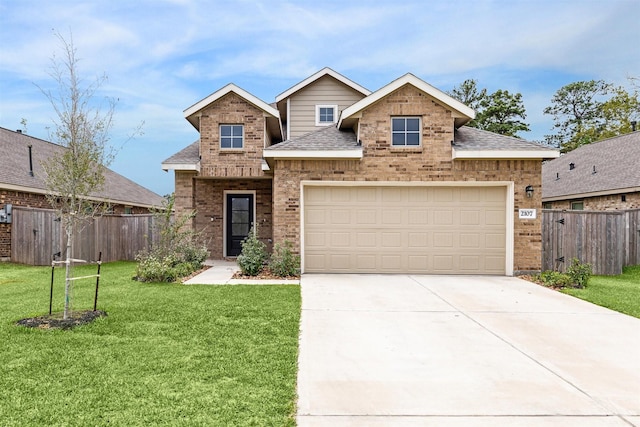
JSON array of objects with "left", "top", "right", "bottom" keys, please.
[{"left": 296, "top": 274, "right": 640, "bottom": 426}]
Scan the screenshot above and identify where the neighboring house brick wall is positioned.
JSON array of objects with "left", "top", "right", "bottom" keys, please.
[
  {"left": 199, "top": 93, "right": 267, "bottom": 178},
  {"left": 545, "top": 191, "right": 640, "bottom": 210},
  {"left": 192, "top": 178, "right": 273, "bottom": 259}
]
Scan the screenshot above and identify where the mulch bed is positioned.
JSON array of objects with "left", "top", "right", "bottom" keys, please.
[
  {"left": 16, "top": 310, "right": 107, "bottom": 330},
  {"left": 232, "top": 267, "right": 299, "bottom": 281}
]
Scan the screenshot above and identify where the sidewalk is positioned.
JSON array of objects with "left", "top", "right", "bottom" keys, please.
[{"left": 183, "top": 260, "right": 300, "bottom": 285}]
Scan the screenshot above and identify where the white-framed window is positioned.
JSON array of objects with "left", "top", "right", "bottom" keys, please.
[
  {"left": 315, "top": 105, "right": 337, "bottom": 126},
  {"left": 391, "top": 117, "right": 421, "bottom": 146},
  {"left": 571, "top": 201, "right": 584, "bottom": 210},
  {"left": 220, "top": 124, "right": 244, "bottom": 149}
]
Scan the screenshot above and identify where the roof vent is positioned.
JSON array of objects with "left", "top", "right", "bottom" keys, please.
[
  {"left": 555, "top": 172, "right": 560, "bottom": 180},
  {"left": 632, "top": 121, "right": 637, "bottom": 132},
  {"left": 592, "top": 165, "right": 597, "bottom": 175},
  {"left": 569, "top": 163, "right": 575, "bottom": 170},
  {"left": 16, "top": 129, "right": 22, "bottom": 134}
]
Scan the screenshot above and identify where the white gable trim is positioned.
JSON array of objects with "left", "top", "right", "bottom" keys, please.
[
  {"left": 184, "top": 83, "right": 279, "bottom": 119},
  {"left": 161, "top": 161, "right": 201, "bottom": 172},
  {"left": 338, "top": 73, "right": 476, "bottom": 127},
  {"left": 275, "top": 67, "right": 371, "bottom": 102},
  {"left": 263, "top": 149, "right": 363, "bottom": 160},
  {"left": 453, "top": 148, "right": 560, "bottom": 160}
]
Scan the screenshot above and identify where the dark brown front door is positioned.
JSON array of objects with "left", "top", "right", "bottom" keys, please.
[{"left": 226, "top": 194, "right": 254, "bottom": 257}]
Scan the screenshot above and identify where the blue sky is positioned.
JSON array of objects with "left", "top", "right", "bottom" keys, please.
[{"left": 1, "top": 0, "right": 638, "bottom": 197}]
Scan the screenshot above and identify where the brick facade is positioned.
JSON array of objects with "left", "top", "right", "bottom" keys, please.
[
  {"left": 272, "top": 87, "right": 544, "bottom": 273},
  {"left": 544, "top": 191, "right": 640, "bottom": 211},
  {"left": 175, "top": 81, "right": 547, "bottom": 273},
  {"left": 199, "top": 93, "right": 269, "bottom": 178},
  {"left": 192, "top": 178, "right": 272, "bottom": 259}
]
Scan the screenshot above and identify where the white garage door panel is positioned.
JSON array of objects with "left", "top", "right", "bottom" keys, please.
[{"left": 304, "top": 186, "right": 507, "bottom": 274}]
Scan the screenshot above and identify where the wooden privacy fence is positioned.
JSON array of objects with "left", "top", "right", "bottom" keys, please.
[
  {"left": 542, "top": 209, "right": 640, "bottom": 275},
  {"left": 11, "top": 207, "right": 160, "bottom": 265}
]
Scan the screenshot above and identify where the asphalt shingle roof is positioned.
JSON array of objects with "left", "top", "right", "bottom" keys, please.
[
  {"left": 542, "top": 131, "right": 640, "bottom": 199},
  {"left": 0, "top": 127, "right": 165, "bottom": 207},
  {"left": 162, "top": 141, "right": 199, "bottom": 164},
  {"left": 454, "top": 126, "right": 556, "bottom": 152},
  {"left": 264, "top": 125, "right": 357, "bottom": 151}
]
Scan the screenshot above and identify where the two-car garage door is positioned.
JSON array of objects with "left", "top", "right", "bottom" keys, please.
[{"left": 303, "top": 185, "right": 507, "bottom": 275}]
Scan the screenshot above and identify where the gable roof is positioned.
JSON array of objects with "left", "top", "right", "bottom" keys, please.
[
  {"left": 275, "top": 67, "right": 371, "bottom": 102},
  {"left": 542, "top": 131, "right": 640, "bottom": 201},
  {"left": 453, "top": 126, "right": 560, "bottom": 159},
  {"left": 338, "top": 73, "right": 476, "bottom": 129},
  {"left": 184, "top": 83, "right": 281, "bottom": 130},
  {"left": 0, "top": 127, "right": 164, "bottom": 208}
]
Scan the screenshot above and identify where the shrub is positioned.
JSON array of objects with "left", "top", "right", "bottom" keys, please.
[
  {"left": 237, "top": 225, "right": 267, "bottom": 276},
  {"left": 536, "top": 270, "right": 573, "bottom": 288},
  {"left": 269, "top": 241, "right": 300, "bottom": 277},
  {"left": 567, "top": 258, "right": 592, "bottom": 288},
  {"left": 135, "top": 194, "right": 209, "bottom": 282}
]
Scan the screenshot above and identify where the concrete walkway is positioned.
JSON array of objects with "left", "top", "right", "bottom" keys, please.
[
  {"left": 297, "top": 274, "right": 640, "bottom": 426},
  {"left": 183, "top": 260, "right": 299, "bottom": 285}
]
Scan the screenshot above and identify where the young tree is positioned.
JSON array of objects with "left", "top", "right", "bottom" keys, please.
[
  {"left": 448, "top": 80, "right": 530, "bottom": 137},
  {"left": 39, "top": 32, "right": 116, "bottom": 319}
]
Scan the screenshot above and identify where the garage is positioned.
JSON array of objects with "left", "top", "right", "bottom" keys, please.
[{"left": 303, "top": 185, "right": 508, "bottom": 274}]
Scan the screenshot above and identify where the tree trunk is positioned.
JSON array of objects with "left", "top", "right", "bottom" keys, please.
[{"left": 63, "top": 227, "right": 72, "bottom": 320}]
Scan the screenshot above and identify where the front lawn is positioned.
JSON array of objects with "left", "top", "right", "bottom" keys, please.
[
  {"left": 0, "top": 262, "right": 300, "bottom": 426},
  {"left": 562, "top": 265, "right": 640, "bottom": 319}
]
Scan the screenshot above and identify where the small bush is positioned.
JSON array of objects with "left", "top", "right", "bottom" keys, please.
[
  {"left": 237, "top": 225, "right": 267, "bottom": 276},
  {"left": 536, "top": 270, "right": 573, "bottom": 288},
  {"left": 567, "top": 258, "right": 592, "bottom": 288},
  {"left": 269, "top": 241, "right": 300, "bottom": 277},
  {"left": 135, "top": 194, "right": 209, "bottom": 283}
]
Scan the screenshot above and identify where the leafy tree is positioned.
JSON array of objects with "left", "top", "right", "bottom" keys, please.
[
  {"left": 543, "top": 80, "right": 611, "bottom": 152},
  {"left": 448, "top": 80, "right": 530, "bottom": 137},
  {"left": 476, "top": 90, "right": 530, "bottom": 137},
  {"left": 544, "top": 80, "right": 639, "bottom": 152},
  {"left": 39, "top": 32, "right": 116, "bottom": 319}
]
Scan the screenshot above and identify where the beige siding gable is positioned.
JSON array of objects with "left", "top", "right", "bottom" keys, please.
[{"left": 288, "top": 75, "right": 366, "bottom": 138}]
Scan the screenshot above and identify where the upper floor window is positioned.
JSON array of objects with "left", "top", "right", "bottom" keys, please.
[
  {"left": 220, "top": 124, "right": 244, "bottom": 149},
  {"left": 392, "top": 117, "right": 421, "bottom": 146},
  {"left": 316, "top": 105, "right": 337, "bottom": 126}
]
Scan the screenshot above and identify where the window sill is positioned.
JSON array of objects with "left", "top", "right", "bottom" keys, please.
[
  {"left": 390, "top": 146, "right": 423, "bottom": 153},
  {"left": 219, "top": 148, "right": 245, "bottom": 153}
]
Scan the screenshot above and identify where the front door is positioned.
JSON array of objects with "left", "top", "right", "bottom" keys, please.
[{"left": 226, "top": 194, "right": 254, "bottom": 257}]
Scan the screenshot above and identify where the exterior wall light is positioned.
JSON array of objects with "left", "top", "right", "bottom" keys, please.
[{"left": 525, "top": 185, "right": 534, "bottom": 198}]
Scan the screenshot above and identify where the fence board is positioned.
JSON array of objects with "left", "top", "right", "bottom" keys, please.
[
  {"left": 542, "top": 209, "right": 639, "bottom": 275},
  {"left": 11, "top": 207, "right": 159, "bottom": 265}
]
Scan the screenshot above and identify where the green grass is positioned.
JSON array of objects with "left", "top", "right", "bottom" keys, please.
[
  {"left": 562, "top": 265, "right": 640, "bottom": 318},
  {"left": 0, "top": 262, "right": 300, "bottom": 426}
]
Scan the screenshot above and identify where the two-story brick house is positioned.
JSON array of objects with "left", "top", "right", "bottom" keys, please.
[{"left": 163, "top": 68, "right": 558, "bottom": 275}]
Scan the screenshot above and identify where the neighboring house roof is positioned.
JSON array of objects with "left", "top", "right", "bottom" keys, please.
[
  {"left": 453, "top": 126, "right": 560, "bottom": 160},
  {"left": 542, "top": 131, "right": 640, "bottom": 201},
  {"left": 263, "top": 126, "right": 362, "bottom": 165},
  {"left": 338, "top": 73, "right": 476, "bottom": 129},
  {"left": 162, "top": 141, "right": 199, "bottom": 171},
  {"left": 275, "top": 67, "right": 371, "bottom": 102},
  {"left": 0, "top": 127, "right": 164, "bottom": 208}
]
